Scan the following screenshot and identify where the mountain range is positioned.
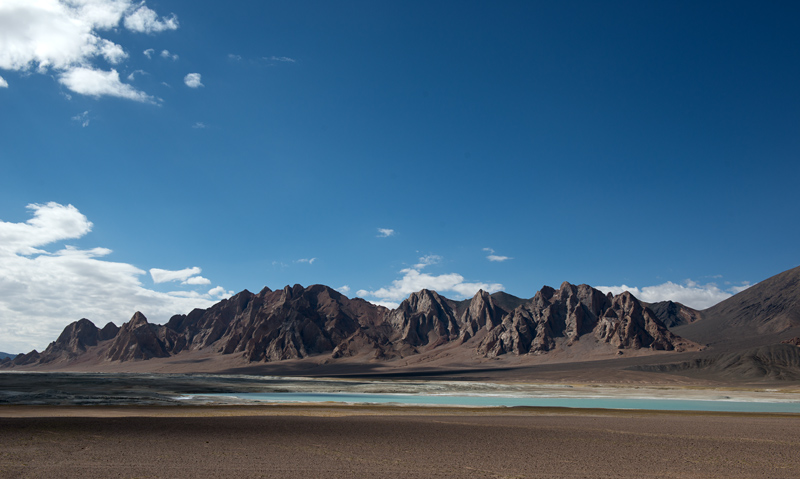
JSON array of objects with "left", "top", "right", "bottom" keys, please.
[{"left": 3, "top": 265, "right": 800, "bottom": 382}]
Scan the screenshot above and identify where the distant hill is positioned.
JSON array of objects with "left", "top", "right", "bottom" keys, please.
[
  {"left": 0, "top": 352, "right": 15, "bottom": 360},
  {"left": 672, "top": 264, "right": 800, "bottom": 349}
]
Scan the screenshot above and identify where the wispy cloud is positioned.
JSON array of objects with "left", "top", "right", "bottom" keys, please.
[
  {"left": 413, "top": 254, "right": 442, "bottom": 269},
  {"left": 596, "top": 279, "right": 752, "bottom": 310},
  {"left": 266, "top": 56, "right": 296, "bottom": 63},
  {"left": 160, "top": 50, "right": 179, "bottom": 61},
  {"left": 192, "top": 122, "right": 206, "bottom": 129},
  {"left": 184, "top": 73, "right": 203, "bottom": 88},
  {"left": 483, "top": 247, "right": 511, "bottom": 262},
  {"left": 72, "top": 111, "right": 90, "bottom": 128},
  {"left": 0, "top": 203, "right": 232, "bottom": 353},
  {"left": 143, "top": 48, "right": 155, "bottom": 59},
  {"left": 228, "top": 54, "right": 242, "bottom": 61},
  {"left": 127, "top": 69, "right": 147, "bottom": 81},
  {"left": 150, "top": 267, "right": 202, "bottom": 284},
  {"left": 377, "top": 228, "right": 395, "bottom": 238},
  {"left": 357, "top": 255, "right": 503, "bottom": 305},
  {"left": 0, "top": 1, "right": 178, "bottom": 101},
  {"left": 296, "top": 258, "right": 317, "bottom": 265}
]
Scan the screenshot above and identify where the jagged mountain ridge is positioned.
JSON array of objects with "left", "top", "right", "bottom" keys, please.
[{"left": 3, "top": 281, "right": 697, "bottom": 368}]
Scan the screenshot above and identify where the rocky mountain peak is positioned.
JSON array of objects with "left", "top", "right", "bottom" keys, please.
[{"left": 128, "top": 312, "right": 148, "bottom": 328}]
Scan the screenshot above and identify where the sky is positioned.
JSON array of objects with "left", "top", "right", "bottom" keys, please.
[{"left": 1, "top": 0, "right": 798, "bottom": 353}]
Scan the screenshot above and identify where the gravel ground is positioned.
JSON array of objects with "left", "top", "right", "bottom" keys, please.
[{"left": 1, "top": 410, "right": 798, "bottom": 478}]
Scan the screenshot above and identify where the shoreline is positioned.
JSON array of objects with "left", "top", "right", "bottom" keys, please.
[{"left": 2, "top": 403, "right": 800, "bottom": 418}]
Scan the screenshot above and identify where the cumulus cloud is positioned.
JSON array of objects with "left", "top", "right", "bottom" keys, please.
[
  {"left": 0, "top": 203, "right": 231, "bottom": 353},
  {"left": 356, "top": 255, "right": 503, "bottom": 305},
  {"left": 596, "top": 279, "right": 752, "bottom": 310},
  {"left": 123, "top": 4, "right": 178, "bottom": 33},
  {"left": 377, "top": 228, "right": 395, "bottom": 238},
  {"left": 184, "top": 276, "right": 211, "bottom": 285},
  {"left": 337, "top": 285, "right": 351, "bottom": 294},
  {"left": 59, "top": 67, "right": 156, "bottom": 103},
  {"left": 184, "top": 73, "right": 203, "bottom": 88},
  {"left": 0, "top": 1, "right": 177, "bottom": 100},
  {"left": 483, "top": 247, "right": 511, "bottom": 262},
  {"left": 0, "top": 76, "right": 7, "bottom": 88},
  {"left": 208, "top": 286, "right": 234, "bottom": 298}
]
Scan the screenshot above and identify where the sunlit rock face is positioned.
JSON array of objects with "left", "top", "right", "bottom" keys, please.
[{"left": 3, "top": 281, "right": 697, "bottom": 367}]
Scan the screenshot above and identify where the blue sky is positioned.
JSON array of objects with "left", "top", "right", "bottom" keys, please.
[{"left": 1, "top": 0, "right": 798, "bottom": 353}]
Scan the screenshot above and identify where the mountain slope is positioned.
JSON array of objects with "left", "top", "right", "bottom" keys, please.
[{"left": 673, "top": 264, "right": 800, "bottom": 348}]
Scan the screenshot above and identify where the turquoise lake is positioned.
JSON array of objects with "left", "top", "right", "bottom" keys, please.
[{"left": 197, "top": 392, "right": 800, "bottom": 413}]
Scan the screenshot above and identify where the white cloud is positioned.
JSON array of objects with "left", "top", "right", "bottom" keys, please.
[
  {"left": 160, "top": 49, "right": 178, "bottom": 61},
  {"left": 377, "top": 228, "right": 395, "bottom": 238},
  {"left": 143, "top": 48, "right": 155, "bottom": 59},
  {"left": 208, "top": 286, "right": 234, "bottom": 298},
  {"left": 266, "top": 56, "right": 296, "bottom": 63},
  {"left": 357, "top": 255, "right": 503, "bottom": 304},
  {"left": 338, "top": 285, "right": 351, "bottom": 294},
  {"left": 596, "top": 279, "right": 751, "bottom": 310},
  {"left": 0, "top": 203, "right": 231, "bottom": 353},
  {"left": 183, "top": 276, "right": 211, "bottom": 286},
  {"left": 483, "top": 247, "right": 511, "bottom": 262},
  {"left": 192, "top": 122, "right": 206, "bottom": 129},
  {"left": 72, "top": 110, "right": 90, "bottom": 127},
  {"left": 228, "top": 54, "right": 242, "bottom": 61},
  {"left": 296, "top": 258, "right": 317, "bottom": 265},
  {"left": 0, "top": 1, "right": 177, "bottom": 100},
  {"left": 59, "top": 67, "right": 156, "bottom": 103},
  {"left": 0, "top": 202, "right": 93, "bottom": 256},
  {"left": 123, "top": 4, "right": 178, "bottom": 33},
  {"left": 149, "top": 267, "right": 202, "bottom": 284},
  {"left": 184, "top": 73, "right": 203, "bottom": 88},
  {"left": 0, "top": 75, "right": 7, "bottom": 88},
  {"left": 365, "top": 300, "right": 400, "bottom": 310}
]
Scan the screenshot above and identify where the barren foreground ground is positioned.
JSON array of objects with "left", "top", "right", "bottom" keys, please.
[{"left": 1, "top": 406, "right": 798, "bottom": 478}]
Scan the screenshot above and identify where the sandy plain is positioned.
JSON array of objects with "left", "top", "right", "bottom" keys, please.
[{"left": 1, "top": 405, "right": 799, "bottom": 478}]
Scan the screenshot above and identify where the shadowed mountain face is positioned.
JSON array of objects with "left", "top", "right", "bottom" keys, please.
[
  {"left": 646, "top": 301, "right": 703, "bottom": 328},
  {"left": 2, "top": 282, "right": 698, "bottom": 368},
  {"left": 673, "top": 264, "right": 800, "bottom": 348}
]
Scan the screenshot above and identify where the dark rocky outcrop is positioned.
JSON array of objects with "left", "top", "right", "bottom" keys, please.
[
  {"left": 478, "top": 283, "right": 687, "bottom": 357},
  {"left": 105, "top": 312, "right": 171, "bottom": 362},
  {"left": 387, "top": 290, "right": 460, "bottom": 349},
  {"left": 647, "top": 300, "right": 702, "bottom": 328}
]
